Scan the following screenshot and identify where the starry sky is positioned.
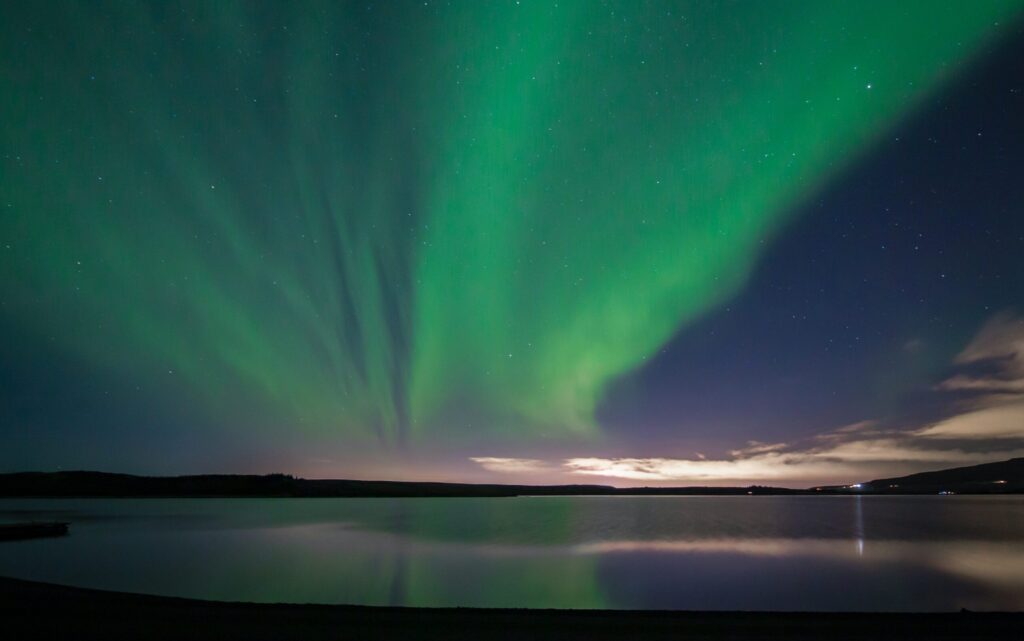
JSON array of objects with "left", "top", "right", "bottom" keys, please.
[{"left": 2, "top": 1, "right": 1024, "bottom": 486}]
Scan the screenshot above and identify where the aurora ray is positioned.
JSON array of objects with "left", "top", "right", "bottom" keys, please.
[{"left": 1, "top": 1, "right": 1020, "bottom": 452}]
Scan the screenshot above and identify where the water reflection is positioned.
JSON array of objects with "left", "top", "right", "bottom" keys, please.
[
  {"left": 0, "top": 496, "right": 1021, "bottom": 611},
  {"left": 855, "top": 495, "right": 864, "bottom": 556},
  {"left": 575, "top": 538, "right": 1024, "bottom": 592}
]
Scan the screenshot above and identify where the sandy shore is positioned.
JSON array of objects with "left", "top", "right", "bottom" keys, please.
[{"left": 2, "top": 575, "right": 1021, "bottom": 640}]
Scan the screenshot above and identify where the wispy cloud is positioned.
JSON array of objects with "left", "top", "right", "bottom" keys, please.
[
  {"left": 564, "top": 312, "right": 1024, "bottom": 484},
  {"left": 728, "top": 441, "right": 788, "bottom": 457},
  {"left": 913, "top": 401, "right": 1024, "bottom": 440},
  {"left": 916, "top": 313, "right": 1024, "bottom": 441},
  {"left": 563, "top": 436, "right": 1022, "bottom": 484},
  {"left": 469, "top": 457, "right": 551, "bottom": 474},
  {"left": 563, "top": 454, "right": 823, "bottom": 482},
  {"left": 475, "top": 312, "right": 1024, "bottom": 486}
]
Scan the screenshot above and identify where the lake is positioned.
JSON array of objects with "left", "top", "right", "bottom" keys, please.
[{"left": 0, "top": 496, "right": 1021, "bottom": 611}]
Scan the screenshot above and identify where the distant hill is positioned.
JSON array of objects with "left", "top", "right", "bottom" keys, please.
[
  {"left": 859, "top": 458, "right": 1024, "bottom": 494},
  {"left": 0, "top": 471, "right": 812, "bottom": 498}
]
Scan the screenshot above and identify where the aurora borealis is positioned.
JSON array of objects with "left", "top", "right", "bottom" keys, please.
[{"left": 3, "top": 1, "right": 1024, "bottom": 484}]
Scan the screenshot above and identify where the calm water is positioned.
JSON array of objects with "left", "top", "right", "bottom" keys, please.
[{"left": 0, "top": 496, "right": 1022, "bottom": 611}]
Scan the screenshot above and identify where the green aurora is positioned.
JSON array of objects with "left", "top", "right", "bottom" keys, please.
[{"left": 2, "top": 1, "right": 1021, "bottom": 447}]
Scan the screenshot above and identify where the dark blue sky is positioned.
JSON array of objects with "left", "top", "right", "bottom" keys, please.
[{"left": 599, "top": 30, "right": 1024, "bottom": 455}]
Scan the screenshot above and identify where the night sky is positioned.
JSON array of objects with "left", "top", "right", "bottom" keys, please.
[{"left": 2, "top": 1, "right": 1023, "bottom": 486}]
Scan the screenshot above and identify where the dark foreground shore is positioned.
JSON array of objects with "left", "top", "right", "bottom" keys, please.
[{"left": 1, "top": 576, "right": 1021, "bottom": 641}]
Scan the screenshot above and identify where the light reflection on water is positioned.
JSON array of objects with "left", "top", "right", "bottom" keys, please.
[{"left": 0, "top": 496, "right": 1021, "bottom": 611}]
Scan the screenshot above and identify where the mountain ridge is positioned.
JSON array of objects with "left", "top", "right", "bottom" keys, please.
[{"left": 857, "top": 457, "right": 1024, "bottom": 494}]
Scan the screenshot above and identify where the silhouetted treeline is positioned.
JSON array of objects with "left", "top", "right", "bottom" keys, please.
[{"left": 0, "top": 471, "right": 815, "bottom": 497}]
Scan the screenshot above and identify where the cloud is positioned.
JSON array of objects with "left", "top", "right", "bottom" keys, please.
[
  {"left": 937, "top": 375, "right": 1024, "bottom": 394},
  {"left": 472, "top": 313, "right": 1024, "bottom": 486},
  {"left": 918, "top": 312, "right": 1024, "bottom": 440},
  {"left": 563, "top": 436, "right": 1023, "bottom": 484},
  {"left": 565, "top": 311, "right": 1024, "bottom": 481},
  {"left": 470, "top": 457, "right": 551, "bottom": 474},
  {"left": 561, "top": 438, "right": 997, "bottom": 484},
  {"left": 953, "top": 313, "right": 1024, "bottom": 371},
  {"left": 937, "top": 313, "right": 1024, "bottom": 397},
  {"left": 728, "top": 441, "right": 788, "bottom": 457},
  {"left": 913, "top": 401, "right": 1024, "bottom": 440},
  {"left": 563, "top": 312, "right": 1024, "bottom": 484},
  {"left": 563, "top": 454, "right": 820, "bottom": 482}
]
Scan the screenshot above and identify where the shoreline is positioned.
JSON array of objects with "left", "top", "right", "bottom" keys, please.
[
  {"left": 2, "top": 576, "right": 1021, "bottom": 640},
  {"left": 2, "top": 461, "right": 1021, "bottom": 498}
]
